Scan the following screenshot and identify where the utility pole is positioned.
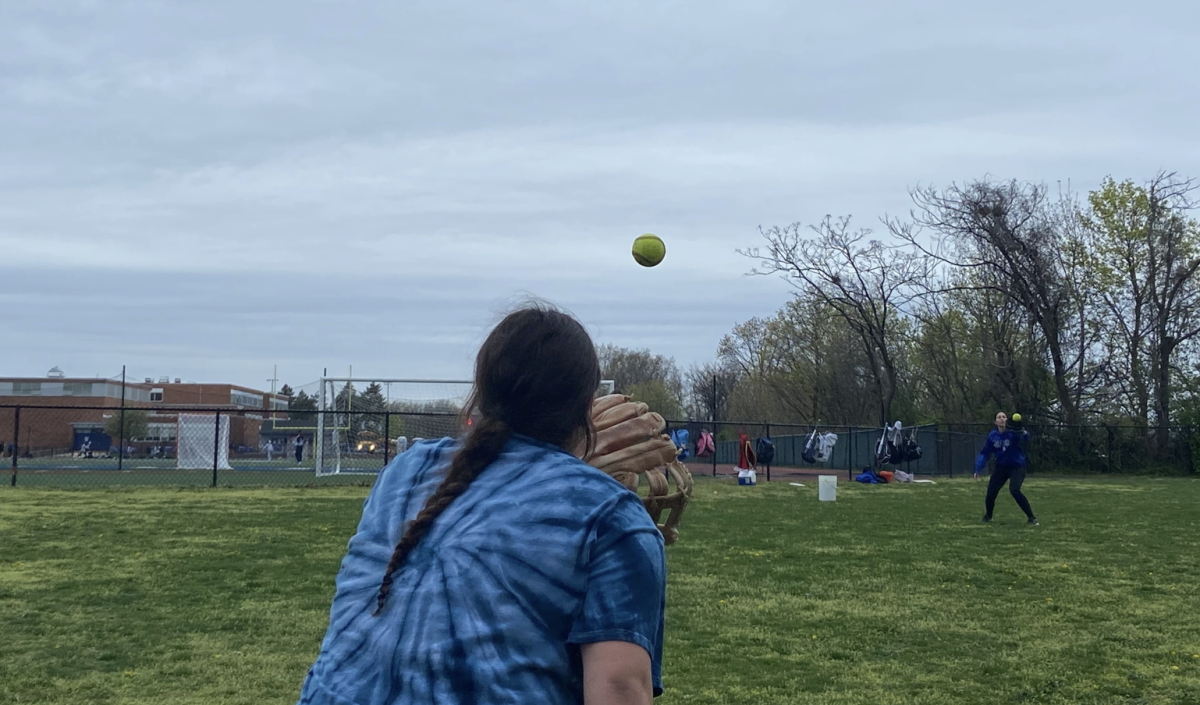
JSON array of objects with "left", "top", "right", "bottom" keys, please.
[{"left": 118, "top": 365, "right": 126, "bottom": 471}]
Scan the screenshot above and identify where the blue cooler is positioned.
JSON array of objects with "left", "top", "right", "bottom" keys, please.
[{"left": 738, "top": 469, "right": 757, "bottom": 485}]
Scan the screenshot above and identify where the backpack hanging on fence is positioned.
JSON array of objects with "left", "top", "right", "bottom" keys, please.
[
  {"left": 815, "top": 432, "right": 838, "bottom": 462},
  {"left": 695, "top": 430, "right": 715, "bottom": 458},
  {"left": 802, "top": 428, "right": 819, "bottom": 464},
  {"left": 901, "top": 427, "right": 922, "bottom": 463},
  {"left": 755, "top": 436, "right": 775, "bottom": 465},
  {"left": 670, "top": 428, "right": 691, "bottom": 460}
]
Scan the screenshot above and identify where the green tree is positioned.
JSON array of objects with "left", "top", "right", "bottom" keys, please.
[
  {"left": 596, "top": 344, "right": 684, "bottom": 402},
  {"left": 625, "top": 379, "right": 685, "bottom": 420},
  {"left": 290, "top": 390, "right": 317, "bottom": 422},
  {"left": 105, "top": 409, "right": 149, "bottom": 441},
  {"left": 356, "top": 383, "right": 387, "bottom": 435},
  {"left": 683, "top": 361, "right": 739, "bottom": 424},
  {"left": 909, "top": 281, "right": 1051, "bottom": 425},
  {"left": 718, "top": 297, "right": 879, "bottom": 425},
  {"left": 742, "top": 215, "right": 930, "bottom": 425},
  {"left": 1084, "top": 173, "right": 1200, "bottom": 452},
  {"left": 898, "top": 180, "right": 1086, "bottom": 425}
]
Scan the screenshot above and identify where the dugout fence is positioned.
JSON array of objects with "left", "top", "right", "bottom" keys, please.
[{"left": 0, "top": 404, "right": 1194, "bottom": 488}]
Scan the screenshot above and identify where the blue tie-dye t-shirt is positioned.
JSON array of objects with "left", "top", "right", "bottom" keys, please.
[{"left": 297, "top": 434, "right": 667, "bottom": 705}]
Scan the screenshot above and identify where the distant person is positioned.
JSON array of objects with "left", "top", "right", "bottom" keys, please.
[
  {"left": 293, "top": 434, "right": 306, "bottom": 463},
  {"left": 976, "top": 411, "right": 1038, "bottom": 525},
  {"left": 264, "top": 440, "right": 274, "bottom": 461}
]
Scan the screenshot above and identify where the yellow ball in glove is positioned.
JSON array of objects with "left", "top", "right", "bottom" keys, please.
[{"left": 632, "top": 234, "right": 666, "bottom": 267}]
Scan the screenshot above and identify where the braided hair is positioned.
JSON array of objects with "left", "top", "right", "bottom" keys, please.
[{"left": 374, "top": 303, "right": 601, "bottom": 615}]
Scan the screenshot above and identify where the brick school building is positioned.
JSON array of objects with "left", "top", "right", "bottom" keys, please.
[{"left": 0, "top": 369, "right": 289, "bottom": 458}]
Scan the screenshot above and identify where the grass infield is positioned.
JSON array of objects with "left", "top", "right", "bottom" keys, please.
[{"left": 1, "top": 477, "right": 1198, "bottom": 704}]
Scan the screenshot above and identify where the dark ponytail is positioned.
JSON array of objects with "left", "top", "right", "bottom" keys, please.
[
  {"left": 374, "top": 415, "right": 510, "bottom": 615},
  {"left": 373, "top": 303, "right": 600, "bottom": 615}
]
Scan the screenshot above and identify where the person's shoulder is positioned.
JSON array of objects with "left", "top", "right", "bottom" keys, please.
[
  {"left": 375, "top": 436, "right": 457, "bottom": 486},
  {"left": 503, "top": 436, "right": 652, "bottom": 520}
]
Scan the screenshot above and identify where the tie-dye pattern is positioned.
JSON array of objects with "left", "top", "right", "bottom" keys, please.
[{"left": 297, "top": 434, "right": 666, "bottom": 704}]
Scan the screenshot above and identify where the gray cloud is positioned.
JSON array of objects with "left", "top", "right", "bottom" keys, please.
[{"left": 2, "top": 0, "right": 1198, "bottom": 389}]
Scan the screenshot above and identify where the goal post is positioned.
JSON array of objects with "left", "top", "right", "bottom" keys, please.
[
  {"left": 176, "top": 413, "right": 233, "bottom": 470},
  {"left": 298, "top": 378, "right": 615, "bottom": 477}
]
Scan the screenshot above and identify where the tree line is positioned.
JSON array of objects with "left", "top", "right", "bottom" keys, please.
[
  {"left": 275, "top": 174, "right": 1200, "bottom": 465},
  {"left": 598, "top": 173, "right": 1200, "bottom": 462}
]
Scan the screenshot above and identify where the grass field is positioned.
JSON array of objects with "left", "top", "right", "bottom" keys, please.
[{"left": 2, "top": 477, "right": 1199, "bottom": 704}]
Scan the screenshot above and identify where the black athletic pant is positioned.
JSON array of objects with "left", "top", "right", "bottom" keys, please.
[
  {"left": 295, "top": 445, "right": 303, "bottom": 463},
  {"left": 985, "top": 464, "right": 1035, "bottom": 519}
]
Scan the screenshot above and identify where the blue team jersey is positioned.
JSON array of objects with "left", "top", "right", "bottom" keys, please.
[
  {"left": 975, "top": 428, "right": 1030, "bottom": 472},
  {"left": 297, "top": 434, "right": 667, "bottom": 705}
]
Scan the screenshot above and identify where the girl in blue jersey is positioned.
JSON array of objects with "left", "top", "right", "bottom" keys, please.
[
  {"left": 297, "top": 304, "right": 666, "bottom": 705},
  {"left": 976, "top": 411, "right": 1038, "bottom": 525}
]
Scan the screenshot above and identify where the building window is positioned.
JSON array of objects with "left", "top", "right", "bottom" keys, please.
[
  {"left": 137, "top": 423, "right": 178, "bottom": 442},
  {"left": 13, "top": 382, "right": 41, "bottom": 396},
  {"left": 231, "top": 392, "right": 263, "bottom": 407},
  {"left": 151, "top": 388, "right": 163, "bottom": 402},
  {"left": 64, "top": 382, "right": 95, "bottom": 396}
]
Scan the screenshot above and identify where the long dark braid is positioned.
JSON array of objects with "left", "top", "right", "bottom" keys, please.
[
  {"left": 372, "top": 303, "right": 600, "bottom": 616},
  {"left": 373, "top": 415, "right": 510, "bottom": 615}
]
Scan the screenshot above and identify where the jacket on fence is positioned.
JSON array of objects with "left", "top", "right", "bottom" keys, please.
[
  {"left": 737, "top": 432, "right": 756, "bottom": 470},
  {"left": 975, "top": 428, "right": 1030, "bottom": 473},
  {"left": 816, "top": 433, "right": 838, "bottom": 462}
]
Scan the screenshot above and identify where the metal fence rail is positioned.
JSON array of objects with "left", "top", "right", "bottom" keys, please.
[{"left": 1, "top": 404, "right": 1194, "bottom": 488}]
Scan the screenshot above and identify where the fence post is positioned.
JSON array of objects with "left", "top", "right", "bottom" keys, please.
[
  {"left": 945, "top": 425, "right": 952, "bottom": 479},
  {"left": 117, "top": 408, "right": 126, "bottom": 472},
  {"left": 711, "top": 376, "right": 718, "bottom": 478},
  {"left": 10, "top": 406, "right": 19, "bottom": 487},
  {"left": 848, "top": 426, "right": 854, "bottom": 481},
  {"left": 212, "top": 411, "right": 221, "bottom": 487},
  {"left": 383, "top": 411, "right": 391, "bottom": 467},
  {"left": 764, "top": 422, "right": 771, "bottom": 482}
]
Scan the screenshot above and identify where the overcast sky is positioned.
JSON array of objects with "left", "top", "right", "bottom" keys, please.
[{"left": 2, "top": 0, "right": 1197, "bottom": 392}]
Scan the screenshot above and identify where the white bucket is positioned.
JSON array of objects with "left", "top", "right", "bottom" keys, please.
[{"left": 818, "top": 475, "right": 837, "bottom": 502}]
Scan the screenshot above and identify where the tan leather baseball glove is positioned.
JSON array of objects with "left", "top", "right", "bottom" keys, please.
[{"left": 586, "top": 394, "right": 694, "bottom": 545}]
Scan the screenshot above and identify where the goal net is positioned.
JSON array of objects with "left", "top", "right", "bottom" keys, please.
[
  {"left": 176, "top": 413, "right": 233, "bottom": 470},
  {"left": 294, "top": 378, "right": 614, "bottom": 477}
]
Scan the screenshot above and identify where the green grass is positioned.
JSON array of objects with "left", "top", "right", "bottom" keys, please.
[
  {"left": 2, "top": 477, "right": 1199, "bottom": 704},
  {"left": 7, "top": 457, "right": 383, "bottom": 488}
]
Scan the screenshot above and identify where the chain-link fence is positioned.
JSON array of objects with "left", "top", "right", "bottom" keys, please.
[
  {"left": 0, "top": 405, "right": 465, "bottom": 488},
  {"left": 663, "top": 420, "right": 1196, "bottom": 481},
  {"left": 1, "top": 404, "right": 1193, "bottom": 488},
  {"left": 666, "top": 421, "right": 943, "bottom": 481}
]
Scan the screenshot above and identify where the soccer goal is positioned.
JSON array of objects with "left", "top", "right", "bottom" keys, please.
[
  {"left": 297, "top": 378, "right": 614, "bottom": 477},
  {"left": 176, "top": 413, "right": 233, "bottom": 470}
]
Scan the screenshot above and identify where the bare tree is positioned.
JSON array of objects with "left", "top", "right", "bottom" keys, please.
[
  {"left": 683, "top": 362, "right": 739, "bottom": 424},
  {"left": 891, "top": 179, "right": 1086, "bottom": 425},
  {"left": 596, "top": 344, "right": 684, "bottom": 398},
  {"left": 1140, "top": 174, "right": 1200, "bottom": 449},
  {"left": 718, "top": 297, "right": 878, "bottom": 424},
  {"left": 740, "top": 215, "right": 930, "bottom": 425}
]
